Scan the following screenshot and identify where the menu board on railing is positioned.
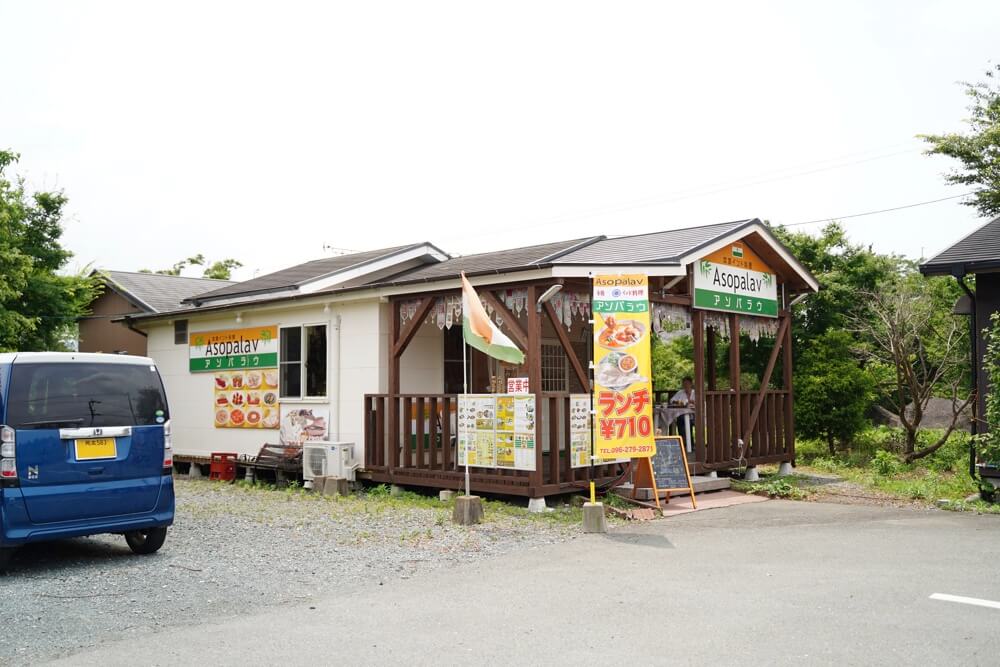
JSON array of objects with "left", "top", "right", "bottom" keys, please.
[
  {"left": 569, "top": 394, "right": 592, "bottom": 468},
  {"left": 458, "top": 394, "right": 536, "bottom": 471}
]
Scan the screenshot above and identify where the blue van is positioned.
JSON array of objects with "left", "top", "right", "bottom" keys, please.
[{"left": 0, "top": 353, "right": 174, "bottom": 571}]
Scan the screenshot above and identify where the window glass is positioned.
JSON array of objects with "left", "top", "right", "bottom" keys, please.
[
  {"left": 279, "top": 327, "right": 302, "bottom": 398},
  {"left": 174, "top": 319, "right": 188, "bottom": 345},
  {"left": 305, "top": 325, "right": 327, "bottom": 397},
  {"left": 7, "top": 363, "right": 169, "bottom": 428}
]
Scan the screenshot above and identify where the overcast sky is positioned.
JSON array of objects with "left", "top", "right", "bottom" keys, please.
[{"left": 1, "top": 0, "right": 997, "bottom": 281}]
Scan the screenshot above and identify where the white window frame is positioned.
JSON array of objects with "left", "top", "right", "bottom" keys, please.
[{"left": 279, "top": 323, "right": 328, "bottom": 400}]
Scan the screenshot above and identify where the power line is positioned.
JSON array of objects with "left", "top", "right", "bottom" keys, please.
[
  {"left": 781, "top": 191, "right": 977, "bottom": 227},
  {"left": 448, "top": 145, "right": 921, "bottom": 244}
]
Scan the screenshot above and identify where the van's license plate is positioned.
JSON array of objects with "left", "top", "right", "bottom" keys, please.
[{"left": 75, "top": 438, "right": 117, "bottom": 461}]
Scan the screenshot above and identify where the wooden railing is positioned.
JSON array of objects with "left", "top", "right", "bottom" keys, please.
[
  {"left": 363, "top": 393, "right": 627, "bottom": 497},
  {"left": 702, "top": 389, "right": 793, "bottom": 469}
]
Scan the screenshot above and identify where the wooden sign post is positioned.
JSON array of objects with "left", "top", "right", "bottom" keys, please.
[
  {"left": 633, "top": 435, "right": 697, "bottom": 508},
  {"left": 630, "top": 456, "right": 663, "bottom": 510}
]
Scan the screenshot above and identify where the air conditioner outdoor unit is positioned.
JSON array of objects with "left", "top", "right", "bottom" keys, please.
[{"left": 302, "top": 442, "right": 357, "bottom": 482}]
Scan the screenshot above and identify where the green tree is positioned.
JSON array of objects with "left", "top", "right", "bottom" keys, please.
[
  {"left": 0, "top": 150, "right": 100, "bottom": 351},
  {"left": 975, "top": 312, "right": 1000, "bottom": 467},
  {"left": 795, "top": 330, "right": 874, "bottom": 454},
  {"left": 920, "top": 63, "right": 1000, "bottom": 218},
  {"left": 202, "top": 258, "right": 242, "bottom": 280},
  {"left": 772, "top": 222, "right": 901, "bottom": 345},
  {"left": 853, "top": 274, "right": 974, "bottom": 461},
  {"left": 651, "top": 334, "right": 694, "bottom": 393},
  {"left": 141, "top": 253, "right": 242, "bottom": 280}
]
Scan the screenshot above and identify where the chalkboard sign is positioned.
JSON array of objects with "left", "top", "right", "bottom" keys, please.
[{"left": 650, "top": 436, "right": 693, "bottom": 491}]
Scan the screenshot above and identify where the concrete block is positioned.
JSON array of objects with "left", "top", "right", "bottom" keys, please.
[
  {"left": 323, "top": 477, "right": 349, "bottom": 497},
  {"left": 527, "top": 497, "right": 547, "bottom": 513},
  {"left": 244, "top": 466, "right": 255, "bottom": 482},
  {"left": 582, "top": 502, "right": 608, "bottom": 533},
  {"left": 187, "top": 463, "right": 203, "bottom": 479},
  {"left": 439, "top": 490, "right": 455, "bottom": 502},
  {"left": 777, "top": 461, "right": 794, "bottom": 476},
  {"left": 452, "top": 495, "right": 484, "bottom": 525},
  {"left": 310, "top": 476, "right": 326, "bottom": 492},
  {"left": 743, "top": 467, "right": 760, "bottom": 482},
  {"left": 390, "top": 484, "right": 405, "bottom": 497},
  {"left": 706, "top": 470, "right": 718, "bottom": 478}
]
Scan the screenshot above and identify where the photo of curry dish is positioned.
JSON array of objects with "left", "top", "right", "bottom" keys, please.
[{"left": 595, "top": 315, "right": 645, "bottom": 351}]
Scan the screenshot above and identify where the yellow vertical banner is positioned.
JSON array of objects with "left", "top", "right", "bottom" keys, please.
[{"left": 592, "top": 274, "right": 656, "bottom": 459}]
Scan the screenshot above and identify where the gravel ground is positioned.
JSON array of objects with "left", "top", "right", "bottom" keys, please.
[{"left": 0, "top": 479, "right": 579, "bottom": 665}]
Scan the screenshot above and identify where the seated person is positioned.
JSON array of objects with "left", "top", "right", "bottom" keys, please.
[{"left": 670, "top": 376, "right": 696, "bottom": 409}]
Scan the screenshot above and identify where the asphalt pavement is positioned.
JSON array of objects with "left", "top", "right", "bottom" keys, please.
[{"left": 47, "top": 500, "right": 1000, "bottom": 666}]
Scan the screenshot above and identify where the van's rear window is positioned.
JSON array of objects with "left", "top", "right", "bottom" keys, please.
[{"left": 6, "top": 363, "right": 169, "bottom": 428}]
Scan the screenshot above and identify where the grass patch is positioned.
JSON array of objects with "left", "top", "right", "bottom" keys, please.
[
  {"left": 732, "top": 475, "right": 812, "bottom": 500},
  {"left": 790, "top": 426, "right": 988, "bottom": 511},
  {"left": 195, "top": 479, "right": 586, "bottom": 525}
]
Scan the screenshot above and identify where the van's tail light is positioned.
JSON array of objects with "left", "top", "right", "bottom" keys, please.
[
  {"left": 163, "top": 420, "right": 173, "bottom": 469},
  {"left": 0, "top": 425, "right": 16, "bottom": 479}
]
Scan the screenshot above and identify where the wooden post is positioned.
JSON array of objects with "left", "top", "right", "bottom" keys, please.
[
  {"left": 741, "top": 316, "right": 789, "bottom": 444},
  {"left": 706, "top": 326, "right": 717, "bottom": 391},
  {"left": 527, "top": 285, "right": 543, "bottom": 493},
  {"left": 388, "top": 299, "right": 401, "bottom": 471},
  {"left": 691, "top": 309, "right": 706, "bottom": 467},
  {"left": 729, "top": 313, "right": 741, "bottom": 460},
  {"left": 543, "top": 301, "right": 589, "bottom": 389},
  {"left": 782, "top": 311, "right": 795, "bottom": 459}
]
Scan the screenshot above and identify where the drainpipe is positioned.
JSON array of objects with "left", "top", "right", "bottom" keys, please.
[
  {"left": 330, "top": 313, "right": 342, "bottom": 441},
  {"left": 955, "top": 275, "right": 977, "bottom": 480}
]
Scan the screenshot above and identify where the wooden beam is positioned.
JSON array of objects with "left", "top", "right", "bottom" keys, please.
[
  {"left": 526, "top": 285, "right": 543, "bottom": 493},
  {"left": 388, "top": 299, "right": 401, "bottom": 471},
  {"left": 782, "top": 312, "right": 795, "bottom": 459},
  {"left": 649, "top": 294, "right": 692, "bottom": 306},
  {"left": 543, "top": 301, "right": 589, "bottom": 390},
  {"left": 392, "top": 296, "right": 435, "bottom": 359},
  {"left": 729, "top": 313, "right": 741, "bottom": 454},
  {"left": 692, "top": 309, "right": 706, "bottom": 463},
  {"left": 706, "top": 326, "right": 717, "bottom": 391},
  {"left": 479, "top": 289, "right": 529, "bottom": 352},
  {"left": 741, "top": 315, "right": 790, "bottom": 444}
]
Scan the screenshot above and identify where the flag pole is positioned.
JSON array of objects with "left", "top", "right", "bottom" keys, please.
[{"left": 463, "top": 334, "right": 470, "bottom": 497}]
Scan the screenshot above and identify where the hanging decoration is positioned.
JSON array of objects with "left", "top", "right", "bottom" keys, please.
[
  {"left": 701, "top": 311, "right": 779, "bottom": 343},
  {"left": 740, "top": 317, "right": 779, "bottom": 343},
  {"left": 652, "top": 303, "right": 692, "bottom": 343},
  {"left": 703, "top": 312, "right": 730, "bottom": 339},
  {"left": 397, "top": 288, "right": 591, "bottom": 332}
]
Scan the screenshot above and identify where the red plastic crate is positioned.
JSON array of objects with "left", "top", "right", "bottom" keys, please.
[{"left": 209, "top": 452, "right": 238, "bottom": 482}]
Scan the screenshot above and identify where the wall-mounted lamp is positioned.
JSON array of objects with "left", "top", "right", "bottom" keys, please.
[
  {"left": 535, "top": 284, "right": 563, "bottom": 312},
  {"left": 323, "top": 303, "right": 331, "bottom": 314},
  {"left": 235, "top": 312, "right": 243, "bottom": 324}
]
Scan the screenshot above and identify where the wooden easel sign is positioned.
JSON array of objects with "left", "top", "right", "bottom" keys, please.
[{"left": 632, "top": 435, "right": 697, "bottom": 509}]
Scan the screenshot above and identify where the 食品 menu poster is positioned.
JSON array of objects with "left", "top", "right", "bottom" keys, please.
[{"left": 458, "top": 394, "right": 536, "bottom": 471}]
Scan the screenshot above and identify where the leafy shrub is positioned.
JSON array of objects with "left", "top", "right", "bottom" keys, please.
[
  {"left": 795, "top": 331, "right": 875, "bottom": 453},
  {"left": 870, "top": 450, "right": 902, "bottom": 477},
  {"left": 976, "top": 313, "right": 1000, "bottom": 467},
  {"left": 366, "top": 484, "right": 392, "bottom": 499}
]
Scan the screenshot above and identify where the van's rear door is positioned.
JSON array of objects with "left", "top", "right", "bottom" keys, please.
[{"left": 7, "top": 361, "right": 169, "bottom": 524}]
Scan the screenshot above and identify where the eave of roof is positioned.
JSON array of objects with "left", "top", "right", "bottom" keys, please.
[{"left": 188, "top": 242, "right": 448, "bottom": 304}]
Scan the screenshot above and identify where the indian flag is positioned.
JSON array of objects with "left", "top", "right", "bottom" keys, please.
[{"left": 461, "top": 273, "right": 525, "bottom": 364}]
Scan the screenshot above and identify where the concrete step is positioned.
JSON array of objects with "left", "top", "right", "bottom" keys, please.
[{"left": 617, "top": 475, "right": 730, "bottom": 501}]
